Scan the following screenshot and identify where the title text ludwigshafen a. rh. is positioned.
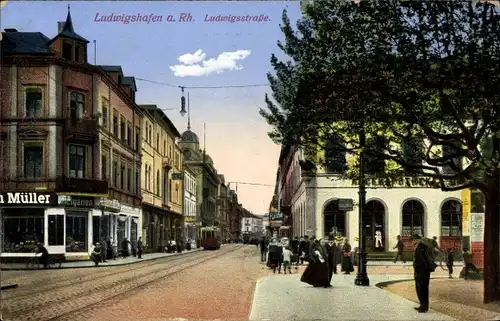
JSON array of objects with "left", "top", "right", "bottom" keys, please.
[{"left": 94, "top": 13, "right": 270, "bottom": 24}]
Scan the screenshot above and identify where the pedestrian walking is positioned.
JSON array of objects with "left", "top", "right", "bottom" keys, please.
[
  {"left": 412, "top": 234, "right": 437, "bottom": 313},
  {"left": 282, "top": 246, "right": 293, "bottom": 274},
  {"left": 137, "top": 237, "right": 143, "bottom": 259},
  {"left": 291, "top": 236, "right": 299, "bottom": 257},
  {"left": 463, "top": 248, "right": 479, "bottom": 279},
  {"left": 341, "top": 239, "right": 354, "bottom": 274},
  {"left": 323, "top": 237, "right": 335, "bottom": 286},
  {"left": 259, "top": 236, "right": 267, "bottom": 262},
  {"left": 393, "top": 235, "right": 406, "bottom": 263},
  {"left": 298, "top": 236, "right": 306, "bottom": 265},
  {"left": 446, "top": 248, "right": 453, "bottom": 278},
  {"left": 100, "top": 237, "right": 107, "bottom": 262},
  {"left": 300, "top": 239, "right": 330, "bottom": 288}
]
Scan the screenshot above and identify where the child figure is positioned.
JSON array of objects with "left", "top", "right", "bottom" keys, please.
[
  {"left": 282, "top": 246, "right": 293, "bottom": 274},
  {"left": 446, "top": 248, "right": 454, "bottom": 278}
]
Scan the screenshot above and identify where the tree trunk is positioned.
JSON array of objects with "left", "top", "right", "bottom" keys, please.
[{"left": 483, "top": 173, "right": 500, "bottom": 303}]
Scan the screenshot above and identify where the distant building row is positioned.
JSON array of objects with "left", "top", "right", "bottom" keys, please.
[{"left": 0, "top": 9, "right": 251, "bottom": 260}]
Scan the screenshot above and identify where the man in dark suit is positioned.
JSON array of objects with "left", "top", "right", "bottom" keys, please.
[{"left": 412, "top": 234, "right": 434, "bottom": 313}]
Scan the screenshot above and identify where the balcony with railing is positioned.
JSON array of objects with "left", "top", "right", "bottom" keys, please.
[
  {"left": 55, "top": 175, "right": 108, "bottom": 195},
  {"left": 64, "top": 118, "right": 99, "bottom": 142}
]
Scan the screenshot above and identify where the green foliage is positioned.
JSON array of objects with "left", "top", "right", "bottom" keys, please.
[{"left": 261, "top": 0, "right": 500, "bottom": 192}]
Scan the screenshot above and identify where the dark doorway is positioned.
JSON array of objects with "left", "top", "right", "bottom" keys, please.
[
  {"left": 323, "top": 200, "right": 346, "bottom": 237},
  {"left": 362, "top": 200, "right": 385, "bottom": 252}
]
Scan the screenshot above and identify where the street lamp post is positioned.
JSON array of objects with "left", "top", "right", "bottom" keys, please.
[{"left": 355, "top": 124, "right": 370, "bottom": 286}]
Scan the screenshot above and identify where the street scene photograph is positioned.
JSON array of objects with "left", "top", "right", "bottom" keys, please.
[{"left": 1, "top": 0, "right": 500, "bottom": 320}]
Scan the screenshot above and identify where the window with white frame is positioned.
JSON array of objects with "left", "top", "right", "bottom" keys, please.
[
  {"left": 25, "top": 88, "right": 43, "bottom": 118},
  {"left": 69, "top": 92, "right": 85, "bottom": 119},
  {"left": 69, "top": 145, "right": 86, "bottom": 178}
]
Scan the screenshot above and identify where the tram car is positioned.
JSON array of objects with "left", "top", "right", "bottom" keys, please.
[{"left": 200, "top": 227, "right": 221, "bottom": 250}]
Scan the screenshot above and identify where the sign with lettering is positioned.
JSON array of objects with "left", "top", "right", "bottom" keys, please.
[
  {"left": 0, "top": 192, "right": 54, "bottom": 206},
  {"left": 58, "top": 195, "right": 95, "bottom": 208},
  {"left": 338, "top": 198, "right": 354, "bottom": 211},
  {"left": 97, "top": 198, "right": 121, "bottom": 212},
  {"left": 470, "top": 212, "right": 484, "bottom": 243},
  {"left": 171, "top": 172, "right": 183, "bottom": 180},
  {"left": 268, "top": 212, "right": 282, "bottom": 221}
]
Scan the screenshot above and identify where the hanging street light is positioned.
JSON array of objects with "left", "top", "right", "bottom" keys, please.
[{"left": 180, "top": 87, "right": 187, "bottom": 117}]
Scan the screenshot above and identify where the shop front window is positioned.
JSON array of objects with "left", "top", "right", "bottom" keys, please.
[
  {"left": 48, "top": 214, "right": 64, "bottom": 246},
  {"left": 2, "top": 209, "right": 44, "bottom": 253},
  {"left": 130, "top": 219, "right": 138, "bottom": 249},
  {"left": 66, "top": 211, "right": 88, "bottom": 252},
  {"left": 117, "top": 218, "right": 126, "bottom": 244}
]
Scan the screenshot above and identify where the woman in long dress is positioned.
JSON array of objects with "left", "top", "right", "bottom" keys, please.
[
  {"left": 341, "top": 239, "right": 354, "bottom": 274},
  {"left": 300, "top": 240, "right": 330, "bottom": 287}
]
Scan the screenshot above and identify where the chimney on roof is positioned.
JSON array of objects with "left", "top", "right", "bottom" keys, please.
[
  {"left": 58, "top": 21, "right": 64, "bottom": 33},
  {"left": 4, "top": 29, "right": 18, "bottom": 32}
]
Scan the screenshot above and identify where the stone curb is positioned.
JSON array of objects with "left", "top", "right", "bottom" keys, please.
[{"left": 0, "top": 248, "right": 202, "bottom": 271}]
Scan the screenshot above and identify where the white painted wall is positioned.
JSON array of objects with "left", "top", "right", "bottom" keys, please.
[{"left": 313, "top": 176, "right": 460, "bottom": 250}]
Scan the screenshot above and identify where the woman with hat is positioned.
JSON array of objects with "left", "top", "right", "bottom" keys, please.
[{"left": 341, "top": 238, "right": 354, "bottom": 274}]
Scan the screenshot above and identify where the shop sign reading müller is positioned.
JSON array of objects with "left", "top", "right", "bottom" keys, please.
[{"left": 0, "top": 192, "right": 55, "bottom": 206}]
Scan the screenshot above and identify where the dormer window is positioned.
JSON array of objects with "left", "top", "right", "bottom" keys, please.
[{"left": 62, "top": 41, "right": 72, "bottom": 60}]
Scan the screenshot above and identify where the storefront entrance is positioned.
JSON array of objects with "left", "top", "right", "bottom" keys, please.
[{"left": 362, "top": 200, "right": 385, "bottom": 252}]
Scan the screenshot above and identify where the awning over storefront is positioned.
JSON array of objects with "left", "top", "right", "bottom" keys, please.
[{"left": 280, "top": 226, "right": 291, "bottom": 230}]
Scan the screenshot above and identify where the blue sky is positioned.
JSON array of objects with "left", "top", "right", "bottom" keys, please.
[{"left": 1, "top": 1, "right": 303, "bottom": 214}]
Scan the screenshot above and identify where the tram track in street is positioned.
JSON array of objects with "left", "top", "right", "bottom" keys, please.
[
  {"left": 2, "top": 250, "right": 200, "bottom": 301},
  {"left": 3, "top": 246, "right": 240, "bottom": 321}
]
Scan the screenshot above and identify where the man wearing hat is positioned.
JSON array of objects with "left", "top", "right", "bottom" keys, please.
[{"left": 412, "top": 234, "right": 436, "bottom": 313}]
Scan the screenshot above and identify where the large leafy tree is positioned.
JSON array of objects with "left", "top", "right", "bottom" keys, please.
[{"left": 261, "top": 0, "right": 500, "bottom": 302}]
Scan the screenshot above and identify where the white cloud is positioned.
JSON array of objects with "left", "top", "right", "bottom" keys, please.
[
  {"left": 170, "top": 49, "right": 251, "bottom": 77},
  {"left": 178, "top": 49, "right": 206, "bottom": 65}
]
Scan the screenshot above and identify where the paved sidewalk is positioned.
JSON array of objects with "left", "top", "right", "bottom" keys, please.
[
  {"left": 249, "top": 274, "right": 456, "bottom": 321},
  {"left": 367, "top": 261, "right": 463, "bottom": 267},
  {"left": 0, "top": 248, "right": 202, "bottom": 270}
]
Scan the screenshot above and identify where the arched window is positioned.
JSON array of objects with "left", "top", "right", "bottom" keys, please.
[
  {"left": 323, "top": 200, "right": 346, "bottom": 237},
  {"left": 156, "top": 170, "right": 160, "bottom": 195},
  {"left": 365, "top": 136, "right": 386, "bottom": 173},
  {"left": 401, "top": 200, "right": 424, "bottom": 237},
  {"left": 440, "top": 200, "right": 462, "bottom": 236},
  {"left": 324, "top": 136, "right": 347, "bottom": 173}
]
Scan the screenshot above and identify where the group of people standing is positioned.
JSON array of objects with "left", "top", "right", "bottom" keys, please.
[
  {"left": 299, "top": 235, "right": 355, "bottom": 287},
  {"left": 259, "top": 235, "right": 357, "bottom": 286}
]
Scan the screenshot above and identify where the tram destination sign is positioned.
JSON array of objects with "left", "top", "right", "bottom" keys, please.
[{"left": 0, "top": 192, "right": 55, "bottom": 206}]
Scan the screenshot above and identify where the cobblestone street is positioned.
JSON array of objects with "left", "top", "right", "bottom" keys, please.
[{"left": 1, "top": 245, "right": 262, "bottom": 321}]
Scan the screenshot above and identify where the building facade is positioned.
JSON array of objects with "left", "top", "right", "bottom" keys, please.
[
  {"left": 0, "top": 10, "right": 143, "bottom": 259},
  {"left": 183, "top": 165, "right": 197, "bottom": 241},
  {"left": 217, "top": 174, "right": 229, "bottom": 242},
  {"left": 179, "top": 128, "right": 219, "bottom": 228},
  {"left": 139, "top": 104, "right": 182, "bottom": 251},
  {"left": 284, "top": 139, "right": 463, "bottom": 253}
]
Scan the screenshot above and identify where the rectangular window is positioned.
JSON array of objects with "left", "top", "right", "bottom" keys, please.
[
  {"left": 156, "top": 133, "right": 160, "bottom": 150},
  {"left": 120, "top": 117, "right": 126, "bottom": 142},
  {"left": 69, "top": 145, "right": 86, "bottom": 178},
  {"left": 3, "top": 209, "right": 45, "bottom": 252},
  {"left": 69, "top": 92, "right": 85, "bottom": 119},
  {"left": 102, "top": 155, "right": 107, "bottom": 180},
  {"left": 120, "top": 165, "right": 125, "bottom": 189},
  {"left": 48, "top": 214, "right": 64, "bottom": 246},
  {"left": 113, "top": 161, "right": 118, "bottom": 187},
  {"left": 24, "top": 145, "right": 43, "bottom": 178},
  {"left": 163, "top": 140, "right": 166, "bottom": 156},
  {"left": 169, "top": 179, "right": 172, "bottom": 202},
  {"left": 135, "top": 127, "right": 140, "bottom": 151},
  {"left": 135, "top": 170, "right": 140, "bottom": 194},
  {"left": 25, "top": 88, "right": 43, "bottom": 118},
  {"left": 127, "top": 167, "right": 132, "bottom": 191},
  {"left": 127, "top": 123, "right": 132, "bottom": 147},
  {"left": 75, "top": 45, "right": 81, "bottom": 63},
  {"left": 101, "top": 99, "right": 108, "bottom": 128},
  {"left": 113, "top": 110, "right": 118, "bottom": 136},
  {"left": 66, "top": 212, "right": 88, "bottom": 252},
  {"left": 62, "top": 42, "right": 72, "bottom": 60}
]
